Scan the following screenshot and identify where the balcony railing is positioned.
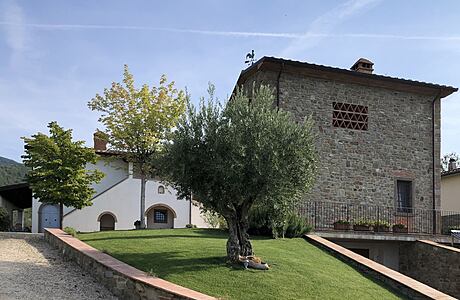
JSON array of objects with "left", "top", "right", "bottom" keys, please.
[{"left": 298, "top": 201, "right": 460, "bottom": 235}]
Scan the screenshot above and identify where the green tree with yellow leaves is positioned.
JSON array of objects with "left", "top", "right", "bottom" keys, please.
[{"left": 88, "top": 65, "right": 186, "bottom": 228}]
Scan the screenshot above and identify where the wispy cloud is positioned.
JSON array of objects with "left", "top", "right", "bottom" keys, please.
[
  {"left": 1, "top": 1, "right": 27, "bottom": 52},
  {"left": 2, "top": 20, "right": 460, "bottom": 42},
  {"left": 281, "top": 0, "right": 382, "bottom": 57}
]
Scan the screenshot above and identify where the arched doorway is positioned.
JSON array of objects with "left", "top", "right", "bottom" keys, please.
[
  {"left": 145, "top": 204, "right": 176, "bottom": 229},
  {"left": 98, "top": 212, "right": 117, "bottom": 231},
  {"left": 38, "top": 204, "right": 60, "bottom": 233}
]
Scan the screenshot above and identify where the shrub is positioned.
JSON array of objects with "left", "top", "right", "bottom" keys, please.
[
  {"left": 248, "top": 205, "right": 272, "bottom": 236},
  {"left": 218, "top": 217, "right": 228, "bottom": 230},
  {"left": 373, "top": 220, "right": 391, "bottom": 228},
  {"left": 282, "top": 213, "right": 312, "bottom": 238},
  {"left": 134, "top": 220, "right": 141, "bottom": 229},
  {"left": 63, "top": 226, "right": 77, "bottom": 237},
  {"left": 202, "top": 211, "right": 223, "bottom": 229},
  {"left": 249, "top": 206, "right": 312, "bottom": 238},
  {"left": 354, "top": 219, "right": 372, "bottom": 227},
  {"left": 0, "top": 207, "right": 10, "bottom": 231},
  {"left": 393, "top": 223, "right": 407, "bottom": 229}
]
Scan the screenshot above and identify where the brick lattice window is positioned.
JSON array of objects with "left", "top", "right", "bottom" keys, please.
[{"left": 332, "top": 102, "right": 368, "bottom": 130}]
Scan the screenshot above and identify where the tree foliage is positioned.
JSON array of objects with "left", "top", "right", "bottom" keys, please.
[
  {"left": 88, "top": 65, "right": 186, "bottom": 228},
  {"left": 442, "top": 152, "right": 459, "bottom": 171},
  {"left": 22, "top": 122, "right": 104, "bottom": 227},
  {"left": 158, "top": 85, "right": 316, "bottom": 262}
]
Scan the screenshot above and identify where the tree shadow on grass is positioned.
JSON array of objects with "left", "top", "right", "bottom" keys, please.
[
  {"left": 111, "top": 250, "right": 229, "bottom": 278},
  {"left": 79, "top": 229, "right": 273, "bottom": 243},
  {"left": 80, "top": 234, "right": 228, "bottom": 242}
]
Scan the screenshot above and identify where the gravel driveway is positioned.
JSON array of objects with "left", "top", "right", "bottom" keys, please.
[{"left": 0, "top": 235, "right": 117, "bottom": 300}]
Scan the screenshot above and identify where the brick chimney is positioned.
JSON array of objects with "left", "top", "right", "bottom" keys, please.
[
  {"left": 351, "top": 58, "right": 374, "bottom": 74},
  {"left": 93, "top": 131, "right": 107, "bottom": 151},
  {"left": 448, "top": 158, "right": 457, "bottom": 171}
]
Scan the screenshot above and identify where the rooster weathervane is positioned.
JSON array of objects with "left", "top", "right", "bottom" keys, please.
[{"left": 245, "top": 50, "right": 255, "bottom": 66}]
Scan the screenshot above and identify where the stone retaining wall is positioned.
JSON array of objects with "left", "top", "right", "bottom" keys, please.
[
  {"left": 305, "top": 234, "right": 455, "bottom": 300},
  {"left": 44, "top": 228, "right": 216, "bottom": 300},
  {"left": 399, "top": 240, "right": 460, "bottom": 298}
]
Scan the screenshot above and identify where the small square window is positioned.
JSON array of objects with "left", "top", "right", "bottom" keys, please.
[
  {"left": 154, "top": 209, "right": 168, "bottom": 223},
  {"left": 158, "top": 186, "right": 165, "bottom": 194}
]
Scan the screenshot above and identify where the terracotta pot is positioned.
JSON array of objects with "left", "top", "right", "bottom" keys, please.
[
  {"left": 333, "top": 223, "right": 350, "bottom": 231},
  {"left": 392, "top": 226, "right": 408, "bottom": 233},
  {"left": 353, "top": 224, "right": 372, "bottom": 231}
]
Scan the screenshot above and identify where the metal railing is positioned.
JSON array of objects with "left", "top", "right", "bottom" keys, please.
[{"left": 298, "top": 201, "right": 460, "bottom": 235}]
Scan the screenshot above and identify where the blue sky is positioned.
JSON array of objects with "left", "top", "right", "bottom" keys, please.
[{"left": 1, "top": 0, "right": 459, "bottom": 162}]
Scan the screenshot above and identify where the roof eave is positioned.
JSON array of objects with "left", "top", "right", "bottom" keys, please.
[{"left": 235, "top": 56, "right": 458, "bottom": 98}]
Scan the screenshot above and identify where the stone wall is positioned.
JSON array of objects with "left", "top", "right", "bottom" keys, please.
[
  {"left": 241, "top": 69, "right": 440, "bottom": 211},
  {"left": 44, "top": 228, "right": 215, "bottom": 300},
  {"left": 399, "top": 240, "right": 460, "bottom": 298}
]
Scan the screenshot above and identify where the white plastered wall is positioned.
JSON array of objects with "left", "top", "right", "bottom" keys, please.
[
  {"left": 31, "top": 156, "right": 210, "bottom": 233},
  {"left": 441, "top": 175, "right": 460, "bottom": 211},
  {"left": 62, "top": 178, "right": 192, "bottom": 232},
  {"left": 31, "top": 197, "right": 40, "bottom": 233},
  {"left": 190, "top": 200, "right": 210, "bottom": 228}
]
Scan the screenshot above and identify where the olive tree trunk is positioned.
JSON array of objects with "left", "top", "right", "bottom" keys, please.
[{"left": 225, "top": 208, "right": 253, "bottom": 263}]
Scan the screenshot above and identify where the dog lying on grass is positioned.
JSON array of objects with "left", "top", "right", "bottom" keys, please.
[{"left": 238, "top": 255, "right": 270, "bottom": 270}]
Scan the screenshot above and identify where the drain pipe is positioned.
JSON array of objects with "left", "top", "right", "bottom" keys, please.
[
  {"left": 276, "top": 63, "right": 285, "bottom": 111},
  {"left": 189, "top": 192, "right": 193, "bottom": 225},
  {"left": 432, "top": 89, "right": 442, "bottom": 234}
]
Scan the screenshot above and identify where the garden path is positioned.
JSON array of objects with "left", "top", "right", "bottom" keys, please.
[{"left": 0, "top": 235, "right": 117, "bottom": 300}]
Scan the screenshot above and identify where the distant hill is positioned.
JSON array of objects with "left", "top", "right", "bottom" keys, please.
[{"left": 0, "top": 156, "right": 28, "bottom": 186}]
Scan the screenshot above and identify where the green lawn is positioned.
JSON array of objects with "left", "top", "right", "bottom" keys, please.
[{"left": 78, "top": 229, "right": 403, "bottom": 300}]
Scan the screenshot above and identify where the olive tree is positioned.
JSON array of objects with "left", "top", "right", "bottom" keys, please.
[{"left": 158, "top": 85, "right": 316, "bottom": 262}]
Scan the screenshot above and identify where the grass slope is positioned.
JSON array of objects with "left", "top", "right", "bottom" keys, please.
[{"left": 78, "top": 229, "right": 402, "bottom": 300}]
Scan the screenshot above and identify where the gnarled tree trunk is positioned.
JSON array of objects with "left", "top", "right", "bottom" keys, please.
[{"left": 225, "top": 208, "right": 254, "bottom": 263}]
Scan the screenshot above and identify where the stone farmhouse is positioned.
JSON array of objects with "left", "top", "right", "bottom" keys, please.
[
  {"left": 235, "top": 56, "right": 458, "bottom": 271},
  {"left": 28, "top": 136, "right": 209, "bottom": 233},
  {"left": 2, "top": 56, "right": 460, "bottom": 291}
]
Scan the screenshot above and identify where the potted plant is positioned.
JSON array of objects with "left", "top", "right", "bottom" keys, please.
[
  {"left": 353, "top": 220, "right": 373, "bottom": 231},
  {"left": 134, "top": 220, "right": 141, "bottom": 230},
  {"left": 392, "top": 223, "right": 408, "bottom": 233},
  {"left": 333, "top": 220, "right": 351, "bottom": 231},
  {"left": 373, "top": 220, "right": 390, "bottom": 232}
]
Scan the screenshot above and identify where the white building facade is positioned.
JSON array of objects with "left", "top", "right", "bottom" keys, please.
[{"left": 31, "top": 136, "right": 208, "bottom": 233}]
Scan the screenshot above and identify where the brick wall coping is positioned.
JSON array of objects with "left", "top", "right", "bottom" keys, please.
[
  {"left": 45, "top": 228, "right": 216, "bottom": 300},
  {"left": 305, "top": 234, "right": 455, "bottom": 300},
  {"left": 418, "top": 239, "right": 460, "bottom": 253},
  {"left": 314, "top": 230, "right": 453, "bottom": 243}
]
